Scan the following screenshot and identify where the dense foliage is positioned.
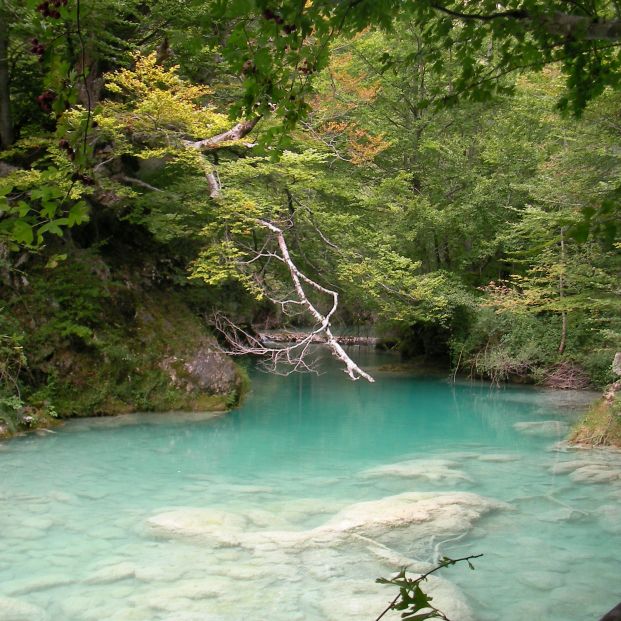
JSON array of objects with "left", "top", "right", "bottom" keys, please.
[{"left": 1, "top": 0, "right": 620, "bottom": 432}]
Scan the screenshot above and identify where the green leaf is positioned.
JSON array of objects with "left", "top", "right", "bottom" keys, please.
[
  {"left": 67, "top": 201, "right": 90, "bottom": 227},
  {"left": 12, "top": 220, "right": 34, "bottom": 245},
  {"left": 17, "top": 201, "right": 31, "bottom": 217},
  {"left": 45, "top": 253, "right": 68, "bottom": 269},
  {"left": 40, "top": 200, "right": 58, "bottom": 219},
  {"left": 38, "top": 220, "right": 66, "bottom": 237}
]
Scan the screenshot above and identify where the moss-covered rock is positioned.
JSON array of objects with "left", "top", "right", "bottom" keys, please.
[
  {"left": 570, "top": 382, "right": 621, "bottom": 447},
  {"left": 1, "top": 246, "right": 246, "bottom": 436}
]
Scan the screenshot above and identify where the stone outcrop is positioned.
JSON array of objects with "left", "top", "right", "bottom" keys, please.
[{"left": 161, "top": 342, "right": 239, "bottom": 396}]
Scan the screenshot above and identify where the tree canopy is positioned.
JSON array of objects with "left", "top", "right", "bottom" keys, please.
[{"left": 0, "top": 0, "right": 620, "bottom": 418}]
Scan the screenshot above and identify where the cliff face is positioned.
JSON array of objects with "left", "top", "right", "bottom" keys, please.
[{"left": 0, "top": 246, "right": 246, "bottom": 439}]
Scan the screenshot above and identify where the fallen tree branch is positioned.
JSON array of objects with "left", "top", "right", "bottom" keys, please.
[
  {"left": 213, "top": 218, "right": 375, "bottom": 382},
  {"left": 258, "top": 219, "right": 374, "bottom": 382}
]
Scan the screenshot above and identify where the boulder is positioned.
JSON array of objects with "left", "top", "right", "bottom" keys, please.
[{"left": 161, "top": 342, "right": 239, "bottom": 396}]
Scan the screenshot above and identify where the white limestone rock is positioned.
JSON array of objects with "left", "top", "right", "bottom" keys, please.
[
  {"left": 268, "top": 497, "right": 346, "bottom": 523},
  {"left": 4, "top": 574, "right": 73, "bottom": 596},
  {"left": 146, "top": 507, "right": 248, "bottom": 544},
  {"left": 20, "top": 517, "right": 53, "bottom": 531},
  {"left": 317, "top": 576, "right": 474, "bottom": 621},
  {"left": 134, "top": 563, "right": 188, "bottom": 583},
  {"left": 478, "top": 454, "right": 520, "bottom": 463},
  {"left": 319, "top": 491, "right": 508, "bottom": 541},
  {"left": 596, "top": 504, "right": 621, "bottom": 534},
  {"left": 537, "top": 507, "right": 588, "bottom": 523},
  {"left": 569, "top": 465, "right": 621, "bottom": 484},
  {"left": 146, "top": 492, "right": 508, "bottom": 553},
  {"left": 0, "top": 596, "right": 49, "bottom": 621},
  {"left": 85, "top": 561, "right": 137, "bottom": 584},
  {"left": 361, "top": 459, "right": 472, "bottom": 483},
  {"left": 549, "top": 459, "right": 595, "bottom": 475},
  {"left": 165, "top": 577, "right": 232, "bottom": 600},
  {"left": 517, "top": 570, "right": 564, "bottom": 591}
]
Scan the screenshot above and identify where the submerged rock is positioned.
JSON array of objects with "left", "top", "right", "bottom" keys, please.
[
  {"left": 596, "top": 504, "right": 621, "bottom": 534},
  {"left": 361, "top": 459, "right": 472, "bottom": 483},
  {"left": 146, "top": 507, "right": 249, "bottom": 544},
  {"left": 85, "top": 561, "right": 137, "bottom": 584},
  {"left": 513, "top": 420, "right": 569, "bottom": 436},
  {"left": 0, "top": 596, "right": 49, "bottom": 621},
  {"left": 146, "top": 491, "right": 508, "bottom": 556},
  {"left": 319, "top": 491, "right": 506, "bottom": 540},
  {"left": 317, "top": 575, "right": 474, "bottom": 621},
  {"left": 569, "top": 465, "right": 621, "bottom": 484},
  {"left": 517, "top": 570, "right": 564, "bottom": 591},
  {"left": 4, "top": 574, "right": 73, "bottom": 596},
  {"left": 477, "top": 454, "right": 520, "bottom": 463}
]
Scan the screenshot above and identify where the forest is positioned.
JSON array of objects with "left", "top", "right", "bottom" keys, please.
[
  {"left": 0, "top": 0, "right": 620, "bottom": 436},
  {"left": 2, "top": 3, "right": 621, "bottom": 621}
]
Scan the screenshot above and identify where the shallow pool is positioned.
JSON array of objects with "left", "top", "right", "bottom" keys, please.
[{"left": 0, "top": 349, "right": 619, "bottom": 621}]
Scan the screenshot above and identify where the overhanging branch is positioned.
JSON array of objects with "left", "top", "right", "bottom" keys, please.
[
  {"left": 431, "top": 3, "right": 621, "bottom": 41},
  {"left": 215, "top": 219, "right": 375, "bottom": 382},
  {"left": 186, "top": 117, "right": 261, "bottom": 151}
]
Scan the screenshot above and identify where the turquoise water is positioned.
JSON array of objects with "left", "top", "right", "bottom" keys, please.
[{"left": 1, "top": 348, "right": 620, "bottom": 621}]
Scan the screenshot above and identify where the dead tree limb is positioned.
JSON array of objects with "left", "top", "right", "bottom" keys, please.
[
  {"left": 214, "top": 218, "right": 375, "bottom": 382},
  {"left": 257, "top": 219, "right": 374, "bottom": 382}
]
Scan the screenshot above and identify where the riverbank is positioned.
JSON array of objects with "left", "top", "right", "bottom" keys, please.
[
  {"left": 0, "top": 245, "right": 247, "bottom": 441},
  {"left": 570, "top": 382, "right": 621, "bottom": 448}
]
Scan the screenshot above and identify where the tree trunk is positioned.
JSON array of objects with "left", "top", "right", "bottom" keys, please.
[
  {"left": 0, "top": 14, "right": 13, "bottom": 149},
  {"left": 558, "top": 227, "right": 567, "bottom": 355}
]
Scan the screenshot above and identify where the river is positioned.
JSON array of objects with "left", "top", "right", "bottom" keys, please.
[{"left": 0, "top": 348, "right": 619, "bottom": 621}]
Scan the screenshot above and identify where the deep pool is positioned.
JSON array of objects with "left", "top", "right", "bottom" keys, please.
[{"left": 1, "top": 348, "right": 620, "bottom": 621}]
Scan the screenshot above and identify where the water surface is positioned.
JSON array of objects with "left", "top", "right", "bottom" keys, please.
[{"left": 1, "top": 349, "right": 619, "bottom": 621}]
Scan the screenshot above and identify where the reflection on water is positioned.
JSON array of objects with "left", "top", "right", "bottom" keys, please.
[{"left": 0, "top": 348, "right": 618, "bottom": 621}]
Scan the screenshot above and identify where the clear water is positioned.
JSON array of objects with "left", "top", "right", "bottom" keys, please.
[{"left": 1, "top": 348, "right": 620, "bottom": 621}]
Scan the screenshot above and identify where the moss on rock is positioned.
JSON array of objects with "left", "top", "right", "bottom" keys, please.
[
  {"left": 1, "top": 247, "right": 245, "bottom": 436},
  {"left": 570, "top": 383, "right": 621, "bottom": 447}
]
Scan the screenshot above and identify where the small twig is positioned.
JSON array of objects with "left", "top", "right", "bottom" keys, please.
[{"left": 374, "top": 554, "right": 483, "bottom": 621}]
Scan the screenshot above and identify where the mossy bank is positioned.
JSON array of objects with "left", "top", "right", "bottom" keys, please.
[
  {"left": 0, "top": 244, "right": 248, "bottom": 440},
  {"left": 570, "top": 382, "right": 621, "bottom": 448}
]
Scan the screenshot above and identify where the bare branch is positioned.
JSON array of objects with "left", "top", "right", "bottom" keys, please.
[
  {"left": 206, "top": 171, "right": 220, "bottom": 198},
  {"left": 114, "top": 174, "right": 166, "bottom": 193},
  {"left": 431, "top": 3, "right": 621, "bottom": 42},
  {"left": 215, "top": 219, "right": 375, "bottom": 382},
  {"left": 213, "top": 313, "right": 322, "bottom": 376},
  {"left": 186, "top": 117, "right": 261, "bottom": 151}
]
